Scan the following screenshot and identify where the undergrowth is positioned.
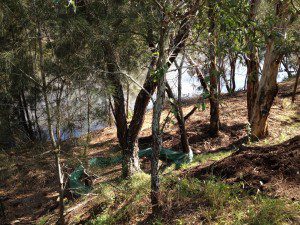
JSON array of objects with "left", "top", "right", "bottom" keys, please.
[{"left": 88, "top": 172, "right": 299, "bottom": 225}]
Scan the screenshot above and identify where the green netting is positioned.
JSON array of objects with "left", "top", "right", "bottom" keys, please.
[{"left": 69, "top": 148, "right": 193, "bottom": 195}]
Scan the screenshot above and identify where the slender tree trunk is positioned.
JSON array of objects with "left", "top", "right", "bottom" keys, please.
[
  {"left": 165, "top": 82, "right": 190, "bottom": 153},
  {"left": 163, "top": 57, "right": 191, "bottom": 154},
  {"left": 126, "top": 82, "right": 130, "bottom": 118},
  {"left": 244, "top": 74, "right": 248, "bottom": 90},
  {"left": 208, "top": 0, "right": 220, "bottom": 136},
  {"left": 86, "top": 87, "right": 91, "bottom": 143},
  {"left": 108, "top": 95, "right": 114, "bottom": 126},
  {"left": 34, "top": 92, "right": 42, "bottom": 140},
  {"left": 219, "top": 59, "right": 231, "bottom": 93},
  {"left": 282, "top": 57, "right": 293, "bottom": 78},
  {"left": 186, "top": 55, "right": 209, "bottom": 93},
  {"left": 250, "top": 0, "right": 291, "bottom": 139},
  {"left": 185, "top": 55, "right": 209, "bottom": 120},
  {"left": 35, "top": 4, "right": 65, "bottom": 223},
  {"left": 17, "top": 94, "right": 31, "bottom": 139},
  {"left": 176, "top": 60, "right": 190, "bottom": 154},
  {"left": 292, "top": 62, "right": 300, "bottom": 103},
  {"left": 55, "top": 81, "right": 64, "bottom": 146},
  {"left": 246, "top": 0, "right": 261, "bottom": 121},
  {"left": 151, "top": 14, "right": 169, "bottom": 214},
  {"left": 54, "top": 151, "right": 64, "bottom": 225},
  {"left": 21, "top": 89, "right": 35, "bottom": 140},
  {"left": 229, "top": 54, "right": 237, "bottom": 93}
]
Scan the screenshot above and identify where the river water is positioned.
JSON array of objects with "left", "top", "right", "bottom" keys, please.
[{"left": 50, "top": 61, "right": 291, "bottom": 141}]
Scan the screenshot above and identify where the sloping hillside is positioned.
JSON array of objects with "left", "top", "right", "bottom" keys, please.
[{"left": 0, "top": 78, "right": 299, "bottom": 224}]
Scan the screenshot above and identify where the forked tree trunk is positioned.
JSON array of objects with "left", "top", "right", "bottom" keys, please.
[
  {"left": 250, "top": 0, "right": 291, "bottom": 139},
  {"left": 246, "top": 0, "right": 261, "bottom": 121},
  {"left": 208, "top": 0, "right": 220, "bottom": 136},
  {"left": 103, "top": 42, "right": 136, "bottom": 177},
  {"left": 125, "top": 8, "right": 196, "bottom": 177},
  {"left": 102, "top": 1, "right": 199, "bottom": 178}
]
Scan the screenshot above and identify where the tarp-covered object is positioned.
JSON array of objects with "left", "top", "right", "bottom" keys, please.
[{"left": 69, "top": 148, "right": 193, "bottom": 195}]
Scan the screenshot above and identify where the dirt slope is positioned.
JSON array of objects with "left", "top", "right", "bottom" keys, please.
[
  {"left": 189, "top": 135, "right": 300, "bottom": 200},
  {"left": 0, "top": 78, "right": 299, "bottom": 224}
]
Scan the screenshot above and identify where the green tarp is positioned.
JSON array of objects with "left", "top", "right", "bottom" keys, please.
[{"left": 69, "top": 148, "right": 193, "bottom": 195}]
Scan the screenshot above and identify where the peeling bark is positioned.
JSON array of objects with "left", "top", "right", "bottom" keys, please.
[
  {"left": 250, "top": 0, "right": 292, "bottom": 138},
  {"left": 246, "top": 0, "right": 261, "bottom": 122}
]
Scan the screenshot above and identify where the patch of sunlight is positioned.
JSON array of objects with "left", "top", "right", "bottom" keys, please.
[{"left": 180, "top": 150, "right": 234, "bottom": 170}]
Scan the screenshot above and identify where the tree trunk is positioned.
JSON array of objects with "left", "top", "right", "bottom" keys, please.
[
  {"left": 151, "top": 14, "right": 169, "bottom": 214},
  {"left": 250, "top": 42, "right": 280, "bottom": 138},
  {"left": 185, "top": 55, "right": 209, "bottom": 120},
  {"left": 86, "top": 87, "right": 91, "bottom": 143},
  {"left": 246, "top": 0, "right": 261, "bottom": 121},
  {"left": 55, "top": 81, "right": 64, "bottom": 146},
  {"left": 21, "top": 89, "right": 35, "bottom": 140},
  {"left": 165, "top": 82, "right": 190, "bottom": 153},
  {"left": 186, "top": 55, "right": 209, "bottom": 93},
  {"left": 125, "top": 9, "right": 195, "bottom": 178},
  {"left": 54, "top": 150, "right": 65, "bottom": 225},
  {"left": 17, "top": 94, "right": 31, "bottom": 140},
  {"left": 250, "top": 0, "right": 291, "bottom": 139},
  {"left": 35, "top": 4, "right": 65, "bottom": 223},
  {"left": 126, "top": 82, "right": 130, "bottom": 118},
  {"left": 103, "top": 42, "right": 135, "bottom": 177},
  {"left": 208, "top": 0, "right": 220, "bottom": 136},
  {"left": 219, "top": 61, "right": 231, "bottom": 93},
  {"left": 34, "top": 91, "right": 42, "bottom": 140},
  {"left": 229, "top": 54, "right": 237, "bottom": 93},
  {"left": 282, "top": 57, "right": 293, "bottom": 78},
  {"left": 292, "top": 62, "right": 300, "bottom": 103},
  {"left": 175, "top": 58, "right": 190, "bottom": 154},
  {"left": 101, "top": 2, "right": 199, "bottom": 178}
]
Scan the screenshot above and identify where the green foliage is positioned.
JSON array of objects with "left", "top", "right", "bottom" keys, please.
[
  {"left": 37, "top": 215, "right": 51, "bottom": 225},
  {"left": 153, "top": 64, "right": 168, "bottom": 82}
]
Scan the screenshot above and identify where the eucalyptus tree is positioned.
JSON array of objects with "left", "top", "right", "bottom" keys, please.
[
  {"left": 245, "top": 0, "right": 262, "bottom": 121},
  {"left": 75, "top": 0, "right": 202, "bottom": 178},
  {"left": 207, "top": 0, "right": 220, "bottom": 136},
  {"left": 250, "top": 0, "right": 298, "bottom": 138}
]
